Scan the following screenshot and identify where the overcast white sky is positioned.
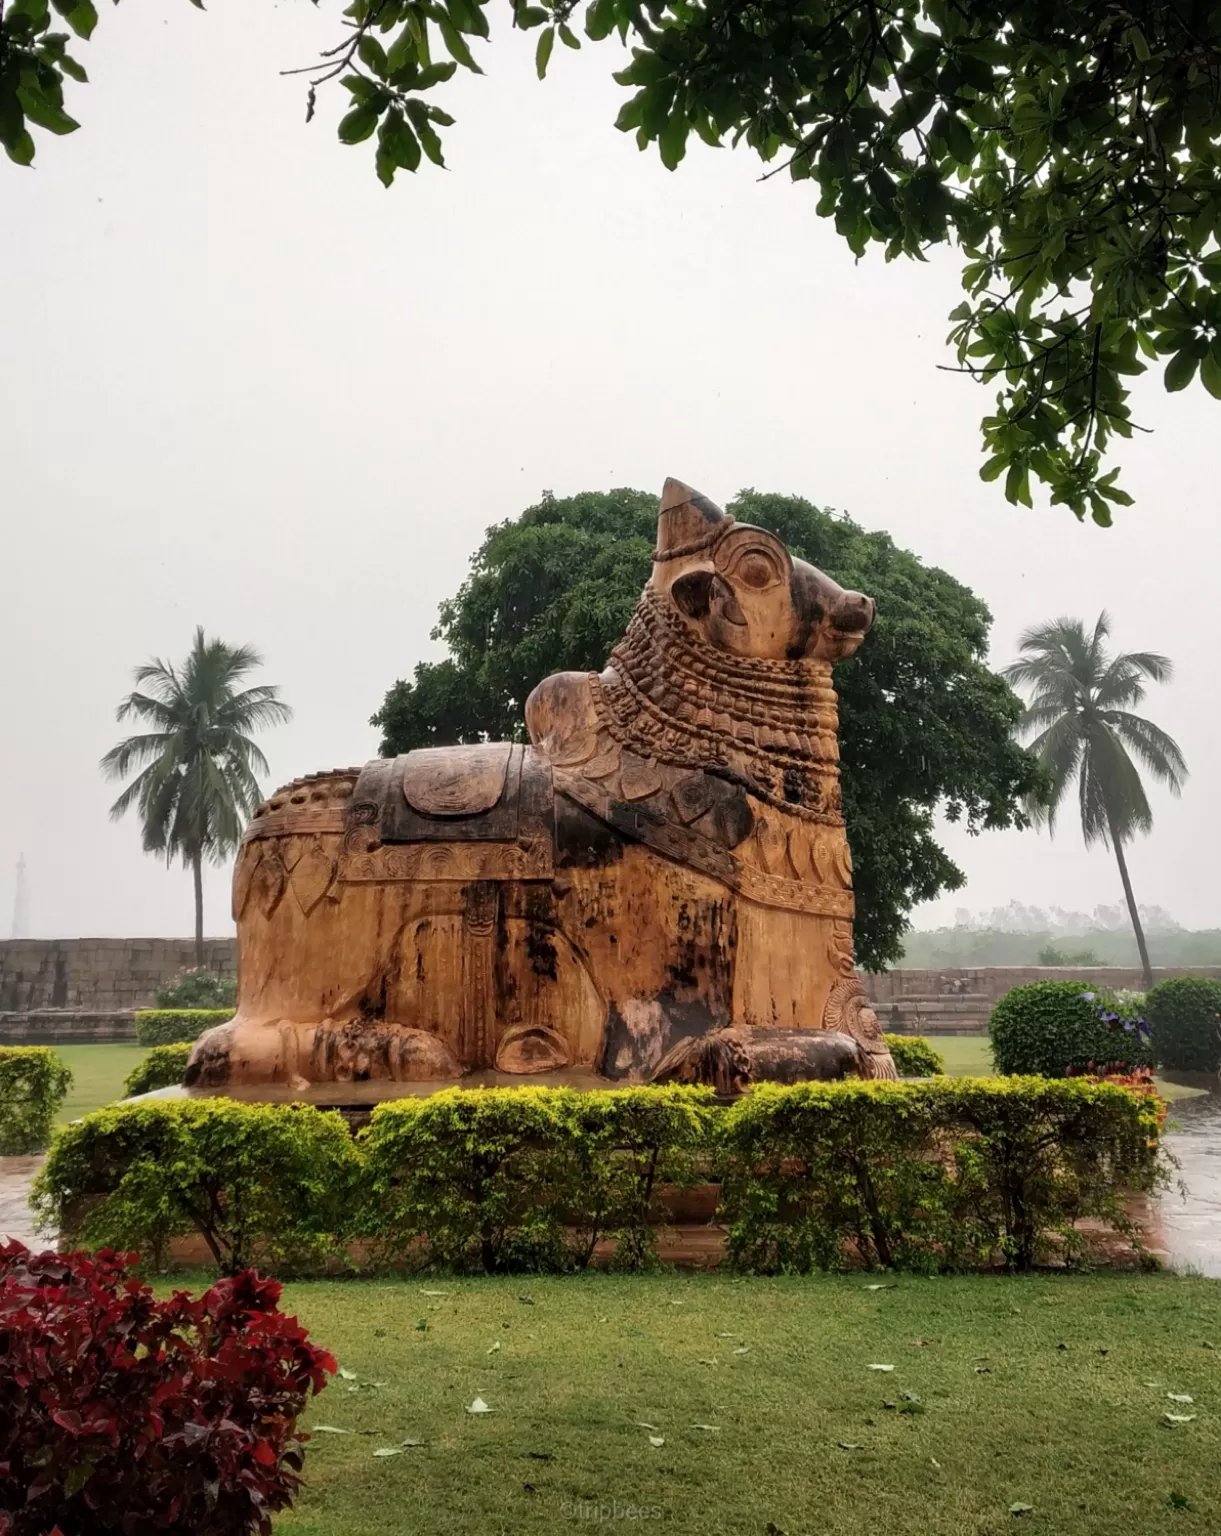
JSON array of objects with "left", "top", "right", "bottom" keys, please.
[{"left": 2, "top": 1, "right": 1217, "bottom": 942}]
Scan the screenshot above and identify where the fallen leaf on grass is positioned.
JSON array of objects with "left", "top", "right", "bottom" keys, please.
[
  {"left": 420, "top": 1290, "right": 447, "bottom": 1297},
  {"left": 337, "top": 1368, "right": 358, "bottom": 1381},
  {"left": 930, "top": 1458, "right": 942, "bottom": 1472},
  {"left": 975, "top": 1366, "right": 992, "bottom": 1375},
  {"left": 698, "top": 1357, "right": 719, "bottom": 1366},
  {"left": 648, "top": 1436, "right": 665, "bottom": 1448},
  {"left": 414, "top": 1319, "right": 429, "bottom": 1333},
  {"left": 900, "top": 1391, "right": 921, "bottom": 1402},
  {"left": 864, "top": 1283, "right": 894, "bottom": 1291},
  {"left": 518, "top": 1295, "right": 535, "bottom": 1305},
  {"left": 487, "top": 1341, "right": 501, "bottom": 1354},
  {"left": 716, "top": 1332, "right": 738, "bottom": 1339},
  {"left": 1008, "top": 1502, "right": 1034, "bottom": 1516},
  {"left": 634, "top": 1422, "right": 659, "bottom": 1431},
  {"left": 1169, "top": 1491, "right": 1191, "bottom": 1510},
  {"left": 1167, "top": 1394, "right": 1194, "bottom": 1404},
  {"left": 373, "top": 1448, "right": 403, "bottom": 1458},
  {"left": 1163, "top": 1413, "right": 1197, "bottom": 1425},
  {"left": 691, "top": 1423, "right": 720, "bottom": 1431},
  {"left": 310, "top": 1425, "right": 352, "bottom": 1435},
  {"left": 467, "top": 1397, "right": 494, "bottom": 1415},
  {"left": 836, "top": 1441, "right": 865, "bottom": 1450},
  {"left": 868, "top": 1364, "right": 895, "bottom": 1372},
  {"left": 400, "top": 1438, "right": 425, "bottom": 1447},
  {"left": 526, "top": 1451, "right": 553, "bottom": 1461},
  {"left": 910, "top": 1337, "right": 936, "bottom": 1347},
  {"left": 733, "top": 1347, "right": 751, "bottom": 1356}
]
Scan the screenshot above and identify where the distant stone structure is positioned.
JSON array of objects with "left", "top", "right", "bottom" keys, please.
[{"left": 0, "top": 938, "right": 236, "bottom": 1014}]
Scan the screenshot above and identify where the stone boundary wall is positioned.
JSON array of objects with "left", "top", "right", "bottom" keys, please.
[
  {"left": 0, "top": 1011, "right": 137, "bottom": 1046},
  {"left": 0, "top": 938, "right": 236, "bottom": 1014},
  {"left": 2, "top": 940, "right": 1219, "bottom": 1040},
  {"left": 867, "top": 965, "right": 1221, "bottom": 1006}
]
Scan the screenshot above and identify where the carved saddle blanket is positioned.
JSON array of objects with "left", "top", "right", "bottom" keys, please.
[{"left": 341, "top": 742, "right": 851, "bottom": 919}]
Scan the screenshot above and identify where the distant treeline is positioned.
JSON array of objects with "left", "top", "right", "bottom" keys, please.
[{"left": 898, "top": 927, "right": 1221, "bottom": 969}]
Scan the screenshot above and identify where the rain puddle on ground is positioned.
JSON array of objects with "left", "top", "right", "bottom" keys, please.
[{"left": 1159, "top": 1082, "right": 1221, "bottom": 1277}]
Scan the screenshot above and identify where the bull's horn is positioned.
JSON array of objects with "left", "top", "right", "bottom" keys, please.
[{"left": 655, "top": 479, "right": 730, "bottom": 562}]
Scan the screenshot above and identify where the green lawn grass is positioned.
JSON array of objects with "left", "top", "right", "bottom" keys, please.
[
  {"left": 253, "top": 1271, "right": 1221, "bottom": 1536},
  {"left": 53, "top": 1044, "right": 148, "bottom": 1123}
]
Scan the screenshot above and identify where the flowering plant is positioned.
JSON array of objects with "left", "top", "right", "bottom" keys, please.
[
  {"left": 1078, "top": 989, "right": 1152, "bottom": 1064},
  {"left": 1066, "top": 1063, "right": 1168, "bottom": 1131}
]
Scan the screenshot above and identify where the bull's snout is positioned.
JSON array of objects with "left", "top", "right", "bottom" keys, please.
[{"left": 831, "top": 591, "right": 875, "bottom": 635}]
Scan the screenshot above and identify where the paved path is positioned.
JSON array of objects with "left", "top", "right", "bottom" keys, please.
[{"left": 0, "top": 1155, "right": 45, "bottom": 1249}]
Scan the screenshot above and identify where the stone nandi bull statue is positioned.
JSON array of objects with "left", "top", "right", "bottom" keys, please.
[{"left": 187, "top": 480, "right": 897, "bottom": 1091}]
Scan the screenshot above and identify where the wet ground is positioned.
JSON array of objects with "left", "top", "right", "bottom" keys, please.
[{"left": 1158, "top": 1081, "right": 1221, "bottom": 1277}]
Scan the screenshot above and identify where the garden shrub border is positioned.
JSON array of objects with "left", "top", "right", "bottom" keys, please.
[
  {"left": 35, "top": 1078, "right": 1163, "bottom": 1277},
  {"left": 0, "top": 1047, "right": 72, "bottom": 1155},
  {"left": 987, "top": 980, "right": 1155, "bottom": 1077},
  {"left": 123, "top": 1043, "right": 194, "bottom": 1098},
  {"left": 133, "top": 1009, "right": 234, "bottom": 1047},
  {"left": 883, "top": 1034, "right": 946, "bottom": 1077},
  {"left": 1146, "top": 975, "right": 1221, "bottom": 1072}
]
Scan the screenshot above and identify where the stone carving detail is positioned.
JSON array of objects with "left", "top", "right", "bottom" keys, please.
[{"left": 188, "top": 477, "right": 895, "bottom": 1090}]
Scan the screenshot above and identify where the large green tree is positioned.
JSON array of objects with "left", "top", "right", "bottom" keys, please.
[
  {"left": 372, "top": 488, "right": 1042, "bottom": 968},
  {"left": 7, "top": 0, "right": 1221, "bottom": 519},
  {"left": 100, "top": 627, "right": 292, "bottom": 963},
  {"left": 1002, "top": 612, "right": 1188, "bottom": 987}
]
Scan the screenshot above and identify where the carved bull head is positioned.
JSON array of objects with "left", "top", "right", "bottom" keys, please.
[{"left": 652, "top": 478, "right": 875, "bottom": 662}]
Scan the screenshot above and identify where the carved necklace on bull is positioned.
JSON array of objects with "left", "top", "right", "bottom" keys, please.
[{"left": 589, "top": 517, "right": 845, "bottom": 826}]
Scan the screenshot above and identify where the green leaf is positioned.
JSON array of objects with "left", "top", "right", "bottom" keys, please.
[
  {"left": 979, "top": 454, "right": 1007, "bottom": 482},
  {"left": 51, "top": 0, "right": 97, "bottom": 40},
  {"left": 437, "top": 16, "right": 482, "bottom": 72},
  {"left": 535, "top": 26, "right": 555, "bottom": 79},
  {"left": 358, "top": 35, "right": 389, "bottom": 76},
  {"left": 386, "top": 25, "right": 418, "bottom": 75},
  {"left": 585, "top": 0, "right": 617, "bottom": 43},
  {"left": 413, "top": 61, "right": 458, "bottom": 88},
  {"left": 1200, "top": 347, "right": 1221, "bottom": 399},
  {"left": 381, "top": 106, "right": 422, "bottom": 171},
  {"left": 558, "top": 21, "right": 580, "bottom": 48},
  {"left": 17, "top": 86, "right": 79, "bottom": 135},
  {"left": 1126, "top": 26, "right": 1151, "bottom": 62},
  {"left": 515, "top": 6, "right": 549, "bottom": 26},
  {"left": 615, "top": 90, "right": 647, "bottom": 133},
  {"left": 658, "top": 100, "right": 687, "bottom": 170},
  {"left": 4, "top": 127, "right": 36, "bottom": 166},
  {"left": 1009, "top": 1504, "right": 1035, "bottom": 1517},
  {"left": 405, "top": 98, "right": 445, "bottom": 164},
  {"left": 338, "top": 103, "right": 382, "bottom": 146},
  {"left": 1164, "top": 347, "right": 1199, "bottom": 392},
  {"left": 59, "top": 54, "right": 88, "bottom": 84}
]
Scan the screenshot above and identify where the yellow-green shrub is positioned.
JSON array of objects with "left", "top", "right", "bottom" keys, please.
[
  {"left": 122, "top": 1044, "right": 192, "bottom": 1098},
  {"left": 0, "top": 1047, "right": 72, "bottom": 1154}
]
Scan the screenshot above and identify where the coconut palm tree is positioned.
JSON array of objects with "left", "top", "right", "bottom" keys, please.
[
  {"left": 1002, "top": 613, "right": 1187, "bottom": 988},
  {"left": 101, "top": 628, "right": 292, "bottom": 963}
]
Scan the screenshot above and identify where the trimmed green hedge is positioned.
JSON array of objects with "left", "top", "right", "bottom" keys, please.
[
  {"left": 883, "top": 1034, "right": 946, "bottom": 1077},
  {"left": 0, "top": 1047, "right": 72, "bottom": 1154},
  {"left": 1147, "top": 976, "right": 1221, "bottom": 1072},
  {"left": 123, "top": 1044, "right": 193, "bottom": 1099},
  {"left": 133, "top": 1009, "right": 233, "bottom": 1047},
  {"left": 34, "top": 1099, "right": 362, "bottom": 1274},
  {"left": 34, "top": 1079, "right": 1162, "bottom": 1276},
  {"left": 988, "top": 980, "right": 1154, "bottom": 1076}
]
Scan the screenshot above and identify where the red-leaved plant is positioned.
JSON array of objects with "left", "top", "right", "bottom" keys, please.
[{"left": 0, "top": 1240, "right": 335, "bottom": 1535}]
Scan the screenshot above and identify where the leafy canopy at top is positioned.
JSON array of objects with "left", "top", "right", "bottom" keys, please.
[
  {"left": 371, "top": 487, "right": 1043, "bottom": 969},
  {"left": 7, "top": 0, "right": 1221, "bottom": 521}
]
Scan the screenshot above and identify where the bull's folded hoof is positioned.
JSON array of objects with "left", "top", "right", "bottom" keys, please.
[{"left": 496, "top": 1025, "right": 571, "bottom": 1074}]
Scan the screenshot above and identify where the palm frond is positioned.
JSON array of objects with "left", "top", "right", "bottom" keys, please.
[{"left": 1103, "top": 711, "right": 1189, "bottom": 793}]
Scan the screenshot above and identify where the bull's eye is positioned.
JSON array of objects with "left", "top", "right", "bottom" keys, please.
[{"left": 737, "top": 553, "right": 777, "bottom": 589}]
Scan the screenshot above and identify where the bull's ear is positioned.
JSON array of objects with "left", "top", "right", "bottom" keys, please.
[{"left": 670, "top": 565, "right": 717, "bottom": 618}]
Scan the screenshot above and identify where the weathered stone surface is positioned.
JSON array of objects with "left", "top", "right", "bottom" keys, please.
[{"left": 187, "top": 479, "right": 898, "bottom": 1091}]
